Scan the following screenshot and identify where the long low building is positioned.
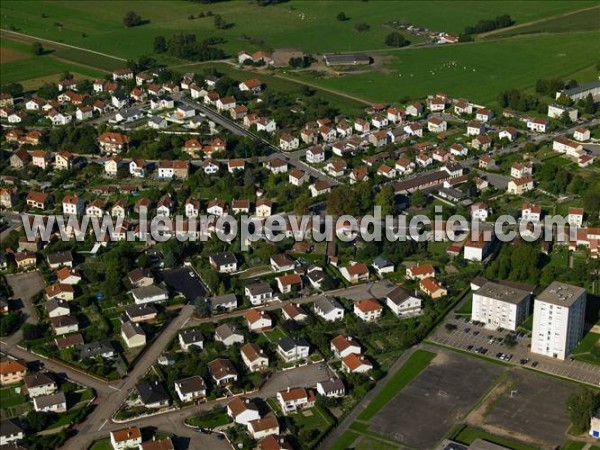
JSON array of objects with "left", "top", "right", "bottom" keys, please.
[{"left": 323, "top": 53, "right": 371, "bottom": 66}]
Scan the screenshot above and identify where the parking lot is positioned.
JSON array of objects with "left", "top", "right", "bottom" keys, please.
[
  {"left": 431, "top": 314, "right": 600, "bottom": 386},
  {"left": 161, "top": 267, "right": 208, "bottom": 300}
]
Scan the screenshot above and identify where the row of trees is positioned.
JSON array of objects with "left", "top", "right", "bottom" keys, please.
[
  {"left": 153, "top": 33, "right": 226, "bottom": 61},
  {"left": 463, "top": 14, "right": 514, "bottom": 35}
]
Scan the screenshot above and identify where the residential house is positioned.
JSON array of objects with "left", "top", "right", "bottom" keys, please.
[
  {"left": 276, "top": 336, "right": 310, "bottom": 363},
  {"left": 406, "top": 264, "right": 435, "bottom": 280},
  {"left": 174, "top": 376, "right": 206, "bottom": 403},
  {"left": 136, "top": 381, "right": 170, "bottom": 409},
  {"left": 33, "top": 392, "right": 67, "bottom": 413},
  {"left": 277, "top": 387, "right": 316, "bottom": 414},
  {"left": 110, "top": 427, "right": 142, "bottom": 450},
  {"left": 214, "top": 323, "right": 244, "bottom": 347},
  {"left": 0, "top": 359, "right": 27, "bottom": 386},
  {"left": 341, "top": 354, "right": 373, "bottom": 374},
  {"left": 245, "top": 283, "right": 274, "bottom": 305},
  {"left": 339, "top": 263, "right": 369, "bottom": 284},
  {"left": 208, "top": 358, "right": 238, "bottom": 386},
  {"left": 314, "top": 296, "right": 344, "bottom": 322},
  {"left": 125, "top": 304, "right": 158, "bottom": 323},
  {"left": 241, "top": 343, "right": 269, "bottom": 372},
  {"left": 276, "top": 273, "right": 303, "bottom": 294},
  {"left": 227, "top": 397, "right": 260, "bottom": 425},
  {"left": 178, "top": 328, "right": 204, "bottom": 351},
  {"left": 386, "top": 286, "right": 422, "bottom": 317},
  {"left": 131, "top": 285, "right": 169, "bottom": 305},
  {"left": 306, "top": 146, "right": 325, "bottom": 164},
  {"left": 50, "top": 315, "right": 79, "bottom": 335},
  {"left": 427, "top": 117, "right": 447, "bottom": 133},
  {"left": 353, "top": 298, "right": 383, "bottom": 322},
  {"left": 209, "top": 252, "right": 238, "bottom": 273},
  {"left": 317, "top": 378, "right": 345, "bottom": 398},
  {"left": 211, "top": 293, "right": 238, "bottom": 312},
  {"left": 420, "top": 277, "right": 447, "bottom": 299},
  {"left": 527, "top": 117, "right": 548, "bottom": 133},
  {"left": 244, "top": 309, "right": 272, "bottom": 332},
  {"left": 121, "top": 320, "right": 146, "bottom": 348},
  {"left": 507, "top": 176, "right": 534, "bottom": 195}
]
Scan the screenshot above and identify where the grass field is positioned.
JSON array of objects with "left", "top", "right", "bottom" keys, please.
[
  {"left": 560, "top": 441, "right": 586, "bottom": 450},
  {"left": 357, "top": 349, "right": 436, "bottom": 421},
  {"left": 451, "top": 425, "right": 538, "bottom": 450},
  {"left": 292, "top": 32, "right": 600, "bottom": 105},
  {"left": 571, "top": 332, "right": 600, "bottom": 365},
  {"left": 1, "top": 35, "right": 105, "bottom": 89},
  {"left": 1, "top": 1, "right": 593, "bottom": 59},
  {"left": 487, "top": 6, "right": 600, "bottom": 38},
  {"left": 330, "top": 431, "right": 360, "bottom": 450}
]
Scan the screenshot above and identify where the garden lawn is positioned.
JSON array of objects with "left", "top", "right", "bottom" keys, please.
[{"left": 357, "top": 349, "right": 436, "bottom": 421}]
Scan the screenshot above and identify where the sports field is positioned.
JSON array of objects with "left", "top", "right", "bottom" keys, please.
[
  {"left": 1, "top": 0, "right": 594, "bottom": 58},
  {"left": 292, "top": 31, "right": 600, "bottom": 104}
]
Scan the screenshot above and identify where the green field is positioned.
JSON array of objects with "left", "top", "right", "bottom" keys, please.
[
  {"left": 487, "top": 6, "right": 600, "bottom": 38},
  {"left": 357, "top": 349, "right": 436, "bottom": 421},
  {"left": 1, "top": 1, "right": 593, "bottom": 58},
  {"left": 292, "top": 32, "right": 600, "bottom": 104},
  {"left": 330, "top": 431, "right": 360, "bottom": 450},
  {"left": 571, "top": 332, "right": 600, "bottom": 365},
  {"left": 451, "top": 425, "right": 538, "bottom": 450},
  {"left": 1, "top": 34, "right": 106, "bottom": 89}
]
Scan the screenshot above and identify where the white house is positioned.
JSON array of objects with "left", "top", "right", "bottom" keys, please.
[
  {"left": 174, "top": 376, "right": 206, "bottom": 403},
  {"left": 245, "top": 283, "right": 274, "bottom": 305},
  {"left": 314, "top": 296, "right": 344, "bottom": 322},
  {"left": 386, "top": 286, "right": 422, "bottom": 317},
  {"left": 110, "top": 427, "right": 142, "bottom": 450}
]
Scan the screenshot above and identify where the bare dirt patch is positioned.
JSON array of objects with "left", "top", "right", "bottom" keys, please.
[{"left": 0, "top": 47, "right": 30, "bottom": 63}]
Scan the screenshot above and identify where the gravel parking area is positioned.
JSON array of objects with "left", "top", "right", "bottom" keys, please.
[
  {"left": 368, "top": 352, "right": 503, "bottom": 449},
  {"left": 481, "top": 370, "right": 579, "bottom": 447}
]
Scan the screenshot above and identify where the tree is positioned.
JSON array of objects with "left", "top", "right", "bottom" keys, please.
[
  {"left": 214, "top": 15, "right": 227, "bottom": 29},
  {"left": 583, "top": 93, "right": 596, "bottom": 114},
  {"left": 566, "top": 389, "right": 600, "bottom": 434},
  {"left": 555, "top": 93, "right": 572, "bottom": 107},
  {"left": 354, "top": 22, "right": 370, "bottom": 32},
  {"left": 123, "top": 11, "right": 142, "bottom": 28},
  {"left": 32, "top": 41, "right": 44, "bottom": 55},
  {"left": 26, "top": 410, "right": 51, "bottom": 432},
  {"left": 410, "top": 190, "right": 426, "bottom": 208},
  {"left": 336, "top": 12, "right": 348, "bottom": 21},
  {"left": 385, "top": 32, "right": 409, "bottom": 48},
  {"left": 153, "top": 35, "right": 167, "bottom": 53},
  {"left": 375, "top": 185, "right": 395, "bottom": 216}
]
